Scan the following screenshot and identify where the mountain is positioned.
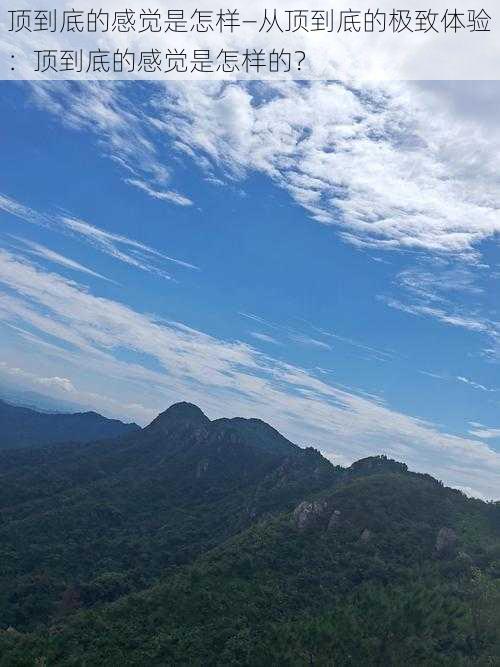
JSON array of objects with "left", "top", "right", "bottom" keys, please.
[
  {"left": 0, "top": 398, "right": 140, "bottom": 449},
  {"left": 0, "top": 402, "right": 499, "bottom": 665},
  {"left": 0, "top": 402, "right": 338, "bottom": 629},
  {"left": 0, "top": 384, "right": 87, "bottom": 413}
]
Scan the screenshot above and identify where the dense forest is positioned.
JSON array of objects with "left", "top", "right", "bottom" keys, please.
[{"left": 0, "top": 401, "right": 499, "bottom": 665}]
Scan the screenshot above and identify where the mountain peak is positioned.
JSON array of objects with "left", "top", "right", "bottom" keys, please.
[
  {"left": 210, "top": 416, "right": 298, "bottom": 456},
  {"left": 146, "top": 402, "right": 210, "bottom": 432},
  {"left": 349, "top": 455, "right": 408, "bottom": 476}
]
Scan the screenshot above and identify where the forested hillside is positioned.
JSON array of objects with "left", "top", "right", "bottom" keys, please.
[{"left": 0, "top": 402, "right": 499, "bottom": 665}]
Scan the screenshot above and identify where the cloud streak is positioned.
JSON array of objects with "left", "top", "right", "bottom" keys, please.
[
  {"left": 468, "top": 422, "right": 500, "bottom": 440},
  {"left": 7, "top": 235, "right": 116, "bottom": 283},
  {"left": 250, "top": 332, "right": 281, "bottom": 345},
  {"left": 0, "top": 192, "right": 199, "bottom": 280},
  {"left": 125, "top": 179, "right": 193, "bottom": 207},
  {"left": 457, "top": 376, "right": 497, "bottom": 393}
]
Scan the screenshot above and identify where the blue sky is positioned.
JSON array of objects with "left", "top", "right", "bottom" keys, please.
[{"left": 1, "top": 80, "right": 500, "bottom": 498}]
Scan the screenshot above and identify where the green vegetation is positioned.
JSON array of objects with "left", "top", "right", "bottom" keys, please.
[{"left": 0, "top": 402, "right": 499, "bottom": 665}]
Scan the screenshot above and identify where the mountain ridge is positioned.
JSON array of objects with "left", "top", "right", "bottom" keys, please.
[{"left": 0, "top": 398, "right": 140, "bottom": 450}]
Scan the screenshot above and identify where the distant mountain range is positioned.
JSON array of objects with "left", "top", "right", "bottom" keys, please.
[
  {"left": 0, "top": 401, "right": 499, "bottom": 664},
  {"left": 0, "top": 398, "right": 139, "bottom": 449},
  {"left": 0, "top": 384, "right": 89, "bottom": 413}
]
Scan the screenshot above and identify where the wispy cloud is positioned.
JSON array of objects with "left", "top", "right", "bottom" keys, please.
[
  {"left": 240, "top": 312, "right": 278, "bottom": 329},
  {"left": 60, "top": 215, "right": 199, "bottom": 277},
  {"left": 250, "top": 332, "right": 281, "bottom": 345},
  {"left": 416, "top": 370, "right": 498, "bottom": 396},
  {"left": 303, "top": 322, "right": 394, "bottom": 362},
  {"left": 419, "top": 370, "right": 446, "bottom": 381},
  {"left": 7, "top": 235, "right": 116, "bottom": 283},
  {"left": 0, "top": 192, "right": 200, "bottom": 280},
  {"left": 468, "top": 422, "right": 500, "bottom": 440},
  {"left": 457, "top": 376, "right": 498, "bottom": 393},
  {"left": 241, "top": 311, "right": 391, "bottom": 361},
  {"left": 289, "top": 333, "right": 332, "bottom": 351},
  {"left": 241, "top": 313, "right": 332, "bottom": 350},
  {"left": 381, "top": 296, "right": 496, "bottom": 336},
  {"left": 0, "top": 193, "right": 48, "bottom": 226},
  {"left": 398, "top": 265, "right": 484, "bottom": 300},
  {"left": 30, "top": 81, "right": 193, "bottom": 206},
  {"left": 125, "top": 179, "right": 193, "bottom": 207}
]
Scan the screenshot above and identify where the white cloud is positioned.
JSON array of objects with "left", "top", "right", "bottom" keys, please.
[
  {"left": 36, "top": 376, "right": 75, "bottom": 393},
  {"left": 0, "top": 360, "right": 73, "bottom": 394},
  {"left": 125, "top": 179, "right": 193, "bottom": 207},
  {"left": 0, "top": 358, "right": 155, "bottom": 422},
  {"left": 149, "top": 80, "right": 500, "bottom": 257}
]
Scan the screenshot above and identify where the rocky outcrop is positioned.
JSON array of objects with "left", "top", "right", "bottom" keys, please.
[
  {"left": 196, "top": 459, "right": 209, "bottom": 478},
  {"left": 293, "top": 501, "right": 375, "bottom": 543},
  {"left": 435, "top": 527, "right": 458, "bottom": 556},
  {"left": 293, "top": 499, "right": 330, "bottom": 530},
  {"left": 360, "top": 528, "right": 371, "bottom": 543},
  {"left": 327, "top": 510, "right": 342, "bottom": 530}
]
